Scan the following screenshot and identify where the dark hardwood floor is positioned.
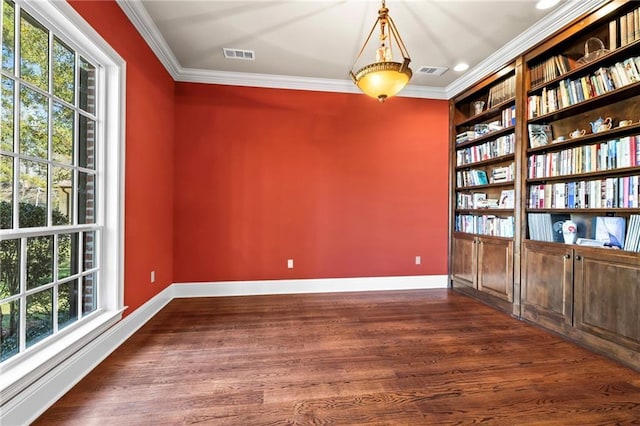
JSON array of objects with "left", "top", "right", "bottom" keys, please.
[{"left": 35, "top": 289, "right": 640, "bottom": 425}]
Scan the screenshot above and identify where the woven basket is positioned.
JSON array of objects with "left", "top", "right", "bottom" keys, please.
[{"left": 576, "top": 37, "right": 609, "bottom": 66}]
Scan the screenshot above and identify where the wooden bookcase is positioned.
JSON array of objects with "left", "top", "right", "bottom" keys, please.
[
  {"left": 449, "top": 0, "right": 640, "bottom": 369},
  {"left": 449, "top": 62, "right": 522, "bottom": 315}
]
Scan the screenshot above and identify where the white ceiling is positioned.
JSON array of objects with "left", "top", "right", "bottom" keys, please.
[{"left": 117, "top": 0, "right": 605, "bottom": 99}]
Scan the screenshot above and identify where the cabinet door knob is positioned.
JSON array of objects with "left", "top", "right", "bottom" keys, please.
[
  {"left": 575, "top": 255, "right": 582, "bottom": 261},
  {"left": 564, "top": 254, "right": 571, "bottom": 259}
]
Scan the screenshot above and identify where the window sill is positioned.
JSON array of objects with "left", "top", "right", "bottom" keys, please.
[{"left": 0, "top": 309, "right": 124, "bottom": 405}]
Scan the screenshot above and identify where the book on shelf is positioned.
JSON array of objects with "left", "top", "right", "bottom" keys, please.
[
  {"left": 499, "top": 189, "right": 515, "bottom": 209},
  {"left": 594, "top": 216, "right": 626, "bottom": 248},
  {"left": 472, "top": 192, "right": 487, "bottom": 209},
  {"left": 490, "top": 162, "right": 514, "bottom": 183},
  {"left": 618, "top": 5, "right": 640, "bottom": 47},
  {"left": 456, "top": 131, "right": 476, "bottom": 144},
  {"left": 456, "top": 214, "right": 514, "bottom": 237},
  {"left": 476, "top": 198, "right": 499, "bottom": 209},
  {"left": 576, "top": 238, "right": 607, "bottom": 247},
  {"left": 530, "top": 54, "right": 575, "bottom": 87},
  {"left": 528, "top": 124, "right": 552, "bottom": 148},
  {"left": 623, "top": 214, "right": 640, "bottom": 252},
  {"left": 456, "top": 169, "right": 490, "bottom": 187},
  {"left": 487, "top": 75, "right": 516, "bottom": 108}
]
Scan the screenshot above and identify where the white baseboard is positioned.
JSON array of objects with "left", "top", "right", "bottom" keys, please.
[
  {"left": 172, "top": 275, "right": 448, "bottom": 298},
  {"left": 1, "top": 275, "right": 445, "bottom": 425}
]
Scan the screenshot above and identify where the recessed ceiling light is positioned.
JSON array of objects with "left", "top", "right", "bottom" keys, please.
[
  {"left": 453, "top": 63, "right": 469, "bottom": 72},
  {"left": 536, "top": 0, "right": 561, "bottom": 10}
]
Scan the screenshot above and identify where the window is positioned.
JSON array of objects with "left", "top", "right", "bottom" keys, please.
[{"left": 0, "top": 0, "right": 124, "bottom": 400}]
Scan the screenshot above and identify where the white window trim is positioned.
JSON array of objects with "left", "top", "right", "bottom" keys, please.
[{"left": 0, "top": 0, "right": 126, "bottom": 404}]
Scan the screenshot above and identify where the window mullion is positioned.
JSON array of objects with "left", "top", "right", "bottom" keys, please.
[
  {"left": 18, "top": 236, "right": 27, "bottom": 353},
  {"left": 47, "top": 28, "right": 54, "bottom": 228},
  {"left": 53, "top": 234, "right": 59, "bottom": 332}
]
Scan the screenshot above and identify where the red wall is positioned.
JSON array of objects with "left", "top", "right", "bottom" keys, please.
[
  {"left": 70, "top": 1, "right": 175, "bottom": 315},
  {"left": 174, "top": 84, "right": 449, "bottom": 282}
]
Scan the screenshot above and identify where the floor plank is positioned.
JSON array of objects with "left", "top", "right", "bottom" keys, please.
[{"left": 34, "top": 290, "right": 640, "bottom": 425}]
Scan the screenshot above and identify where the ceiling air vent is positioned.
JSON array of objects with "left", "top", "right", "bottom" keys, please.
[
  {"left": 417, "top": 66, "right": 448, "bottom": 76},
  {"left": 222, "top": 48, "right": 255, "bottom": 60}
]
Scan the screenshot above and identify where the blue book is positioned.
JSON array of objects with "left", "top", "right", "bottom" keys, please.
[{"left": 567, "top": 182, "right": 576, "bottom": 208}]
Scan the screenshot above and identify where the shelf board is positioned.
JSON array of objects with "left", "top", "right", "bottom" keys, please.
[
  {"left": 456, "top": 208, "right": 514, "bottom": 214},
  {"left": 526, "top": 166, "right": 640, "bottom": 183},
  {"left": 456, "top": 153, "right": 515, "bottom": 170},
  {"left": 526, "top": 208, "right": 640, "bottom": 213},
  {"left": 523, "top": 238, "right": 640, "bottom": 254},
  {"left": 455, "top": 126, "right": 515, "bottom": 149},
  {"left": 527, "top": 122, "right": 640, "bottom": 154},
  {"left": 453, "top": 232, "right": 514, "bottom": 241},
  {"left": 457, "top": 181, "right": 515, "bottom": 191}
]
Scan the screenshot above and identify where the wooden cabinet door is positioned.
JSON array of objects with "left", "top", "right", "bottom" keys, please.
[
  {"left": 477, "top": 238, "right": 513, "bottom": 302},
  {"left": 451, "top": 234, "right": 477, "bottom": 288},
  {"left": 574, "top": 248, "right": 640, "bottom": 351},
  {"left": 521, "top": 241, "right": 573, "bottom": 331}
]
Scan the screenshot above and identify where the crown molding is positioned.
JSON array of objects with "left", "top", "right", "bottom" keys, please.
[
  {"left": 177, "top": 68, "right": 447, "bottom": 99},
  {"left": 115, "top": 0, "right": 181, "bottom": 79},
  {"left": 118, "top": 0, "right": 604, "bottom": 101},
  {"left": 445, "top": 0, "right": 607, "bottom": 99}
]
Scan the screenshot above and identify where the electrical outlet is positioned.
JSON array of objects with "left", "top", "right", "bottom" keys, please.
[
  {"left": 287, "top": 259, "right": 294, "bottom": 269},
  {"left": 151, "top": 270, "right": 156, "bottom": 283},
  {"left": 415, "top": 256, "right": 421, "bottom": 265}
]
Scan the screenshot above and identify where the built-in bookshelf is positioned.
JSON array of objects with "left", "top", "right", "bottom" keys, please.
[
  {"left": 518, "top": 0, "right": 640, "bottom": 371},
  {"left": 450, "top": 0, "right": 640, "bottom": 369},
  {"left": 452, "top": 67, "right": 517, "bottom": 240},
  {"left": 449, "top": 63, "right": 519, "bottom": 311}
]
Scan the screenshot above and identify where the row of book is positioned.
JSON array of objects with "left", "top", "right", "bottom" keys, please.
[
  {"left": 530, "top": 54, "right": 575, "bottom": 88},
  {"left": 528, "top": 136, "right": 640, "bottom": 178},
  {"left": 528, "top": 176, "right": 640, "bottom": 209},
  {"left": 457, "top": 190, "right": 515, "bottom": 210},
  {"left": 456, "top": 169, "right": 489, "bottom": 187},
  {"left": 528, "top": 213, "right": 569, "bottom": 243},
  {"left": 528, "top": 213, "right": 640, "bottom": 252},
  {"left": 456, "top": 163, "right": 515, "bottom": 188},
  {"left": 456, "top": 134, "right": 515, "bottom": 166},
  {"left": 501, "top": 105, "right": 517, "bottom": 128},
  {"left": 455, "top": 214, "right": 515, "bottom": 238},
  {"left": 456, "top": 106, "right": 517, "bottom": 145},
  {"left": 613, "top": 6, "right": 640, "bottom": 48},
  {"left": 527, "top": 56, "right": 640, "bottom": 118},
  {"left": 488, "top": 75, "right": 516, "bottom": 109}
]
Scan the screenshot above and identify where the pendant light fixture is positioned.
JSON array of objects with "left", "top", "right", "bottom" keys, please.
[{"left": 349, "top": 0, "right": 412, "bottom": 102}]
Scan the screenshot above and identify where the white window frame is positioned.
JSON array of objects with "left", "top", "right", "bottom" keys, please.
[{"left": 0, "top": 0, "right": 125, "bottom": 404}]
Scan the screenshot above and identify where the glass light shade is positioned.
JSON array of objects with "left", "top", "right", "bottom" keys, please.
[{"left": 354, "top": 61, "right": 412, "bottom": 102}]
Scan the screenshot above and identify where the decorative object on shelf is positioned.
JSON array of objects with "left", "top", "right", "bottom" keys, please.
[
  {"left": 576, "top": 37, "right": 609, "bottom": 66},
  {"left": 349, "top": 0, "right": 412, "bottom": 102},
  {"left": 618, "top": 119, "right": 634, "bottom": 127},
  {"left": 569, "top": 129, "right": 586, "bottom": 138},
  {"left": 528, "top": 123, "right": 552, "bottom": 148},
  {"left": 561, "top": 219, "right": 578, "bottom": 244},
  {"left": 590, "top": 116, "right": 612, "bottom": 133},
  {"left": 472, "top": 101, "right": 485, "bottom": 115},
  {"left": 594, "top": 216, "right": 626, "bottom": 249}
]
